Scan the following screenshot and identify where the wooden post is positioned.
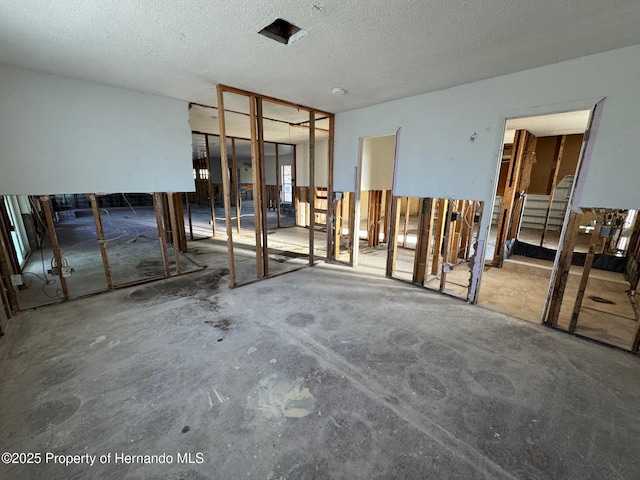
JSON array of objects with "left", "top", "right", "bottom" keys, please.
[
  {"left": 249, "top": 95, "right": 265, "bottom": 278},
  {"left": 88, "top": 194, "right": 114, "bottom": 289},
  {"left": 292, "top": 146, "right": 298, "bottom": 227},
  {"left": 348, "top": 189, "right": 356, "bottom": 266},
  {"left": 0, "top": 207, "right": 18, "bottom": 312},
  {"left": 493, "top": 130, "right": 530, "bottom": 267},
  {"left": 216, "top": 85, "right": 237, "bottom": 286},
  {"left": 153, "top": 193, "right": 171, "bottom": 278},
  {"left": 569, "top": 214, "right": 602, "bottom": 333},
  {"left": 507, "top": 134, "right": 537, "bottom": 241},
  {"left": 275, "top": 144, "right": 281, "bottom": 228},
  {"left": 459, "top": 201, "right": 475, "bottom": 260},
  {"left": 309, "top": 111, "right": 315, "bottom": 264},
  {"left": 546, "top": 211, "right": 581, "bottom": 326},
  {"left": 256, "top": 97, "right": 269, "bottom": 276},
  {"left": 448, "top": 200, "right": 464, "bottom": 264},
  {"left": 205, "top": 134, "right": 217, "bottom": 237},
  {"left": 167, "top": 193, "right": 181, "bottom": 275},
  {"left": 413, "top": 198, "right": 436, "bottom": 285},
  {"left": 161, "top": 193, "right": 172, "bottom": 243},
  {"left": 402, "top": 197, "right": 411, "bottom": 248},
  {"left": 0, "top": 273, "right": 12, "bottom": 320},
  {"left": 431, "top": 199, "right": 447, "bottom": 275},
  {"left": 305, "top": 188, "right": 310, "bottom": 227},
  {"left": 186, "top": 193, "right": 193, "bottom": 240},
  {"left": 231, "top": 138, "right": 241, "bottom": 233},
  {"left": 326, "top": 114, "right": 335, "bottom": 260},
  {"left": 0, "top": 200, "right": 19, "bottom": 274},
  {"left": 631, "top": 295, "right": 640, "bottom": 352},
  {"left": 541, "top": 136, "right": 566, "bottom": 247},
  {"left": 176, "top": 193, "right": 187, "bottom": 252},
  {"left": 334, "top": 196, "right": 342, "bottom": 260},
  {"left": 383, "top": 190, "right": 392, "bottom": 244},
  {"left": 41, "top": 197, "right": 69, "bottom": 300},
  {"left": 386, "top": 196, "right": 401, "bottom": 277},
  {"left": 439, "top": 201, "right": 453, "bottom": 292}
]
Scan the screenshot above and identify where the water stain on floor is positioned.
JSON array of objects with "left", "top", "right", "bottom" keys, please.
[{"left": 250, "top": 374, "right": 315, "bottom": 419}]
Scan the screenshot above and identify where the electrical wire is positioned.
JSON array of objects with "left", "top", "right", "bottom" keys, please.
[{"left": 122, "top": 193, "right": 137, "bottom": 216}]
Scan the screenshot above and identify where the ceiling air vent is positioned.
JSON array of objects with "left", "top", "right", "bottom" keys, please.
[{"left": 259, "top": 18, "right": 307, "bottom": 45}]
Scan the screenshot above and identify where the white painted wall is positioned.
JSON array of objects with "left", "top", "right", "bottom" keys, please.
[
  {"left": 296, "top": 138, "right": 329, "bottom": 188},
  {"left": 0, "top": 65, "right": 193, "bottom": 195},
  {"left": 335, "top": 44, "right": 640, "bottom": 212},
  {"left": 361, "top": 135, "right": 395, "bottom": 191},
  {"left": 264, "top": 153, "right": 294, "bottom": 185}
]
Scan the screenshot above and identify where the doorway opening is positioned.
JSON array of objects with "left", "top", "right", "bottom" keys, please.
[
  {"left": 479, "top": 110, "right": 593, "bottom": 322},
  {"left": 544, "top": 207, "right": 640, "bottom": 350},
  {"left": 351, "top": 134, "right": 397, "bottom": 274}
]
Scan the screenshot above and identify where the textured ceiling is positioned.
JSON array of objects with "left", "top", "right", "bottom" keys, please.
[
  {"left": 2, "top": 1, "right": 640, "bottom": 113},
  {"left": 504, "top": 110, "right": 591, "bottom": 143}
]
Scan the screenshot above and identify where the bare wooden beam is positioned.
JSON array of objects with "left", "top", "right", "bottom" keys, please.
[
  {"left": 204, "top": 134, "right": 217, "bottom": 237},
  {"left": 167, "top": 193, "right": 182, "bottom": 275},
  {"left": 217, "top": 84, "right": 333, "bottom": 118},
  {"left": 175, "top": 193, "right": 187, "bottom": 252},
  {"left": 348, "top": 190, "right": 356, "bottom": 266},
  {"left": 186, "top": 193, "right": 193, "bottom": 240},
  {"left": 631, "top": 295, "right": 640, "bottom": 352},
  {"left": 41, "top": 197, "right": 69, "bottom": 300},
  {"left": 431, "top": 199, "right": 447, "bottom": 276},
  {"left": 540, "top": 135, "right": 566, "bottom": 247},
  {"left": 326, "top": 114, "right": 335, "bottom": 260},
  {"left": 275, "top": 144, "right": 281, "bottom": 228},
  {"left": 309, "top": 111, "right": 315, "bottom": 264},
  {"left": 413, "top": 198, "right": 436, "bottom": 285},
  {"left": 216, "top": 85, "right": 237, "bottom": 286},
  {"left": 0, "top": 202, "right": 18, "bottom": 314},
  {"left": 439, "top": 201, "right": 453, "bottom": 292},
  {"left": 546, "top": 211, "right": 581, "bottom": 326},
  {"left": 448, "top": 200, "right": 464, "bottom": 264},
  {"left": 383, "top": 190, "right": 392, "bottom": 244},
  {"left": 386, "top": 196, "right": 401, "bottom": 277},
  {"left": 459, "top": 201, "right": 475, "bottom": 260},
  {"left": 231, "top": 138, "right": 241, "bottom": 233},
  {"left": 153, "top": 193, "right": 171, "bottom": 277},
  {"left": 192, "top": 130, "right": 297, "bottom": 149},
  {"left": 88, "top": 194, "right": 114, "bottom": 289},
  {"left": 0, "top": 200, "right": 19, "bottom": 274},
  {"left": 493, "top": 130, "right": 530, "bottom": 267},
  {"left": 292, "top": 146, "right": 298, "bottom": 228},
  {"left": 334, "top": 197, "right": 342, "bottom": 260},
  {"left": 569, "top": 215, "right": 602, "bottom": 333},
  {"left": 249, "top": 95, "right": 265, "bottom": 278},
  {"left": 256, "top": 97, "right": 270, "bottom": 276},
  {"left": 402, "top": 197, "right": 411, "bottom": 248}
]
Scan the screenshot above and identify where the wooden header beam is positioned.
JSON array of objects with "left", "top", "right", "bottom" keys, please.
[
  {"left": 217, "top": 84, "right": 333, "bottom": 118},
  {"left": 191, "top": 130, "right": 297, "bottom": 148}
]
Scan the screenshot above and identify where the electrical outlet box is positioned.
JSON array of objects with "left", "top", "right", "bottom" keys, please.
[
  {"left": 61, "top": 266, "right": 74, "bottom": 278},
  {"left": 10, "top": 274, "right": 24, "bottom": 286}
]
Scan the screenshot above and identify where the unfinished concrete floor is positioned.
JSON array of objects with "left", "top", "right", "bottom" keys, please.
[
  {"left": 2, "top": 259, "right": 640, "bottom": 479},
  {"left": 478, "top": 256, "right": 638, "bottom": 350}
]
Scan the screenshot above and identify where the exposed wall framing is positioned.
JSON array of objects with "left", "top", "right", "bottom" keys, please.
[{"left": 215, "top": 84, "right": 334, "bottom": 287}]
